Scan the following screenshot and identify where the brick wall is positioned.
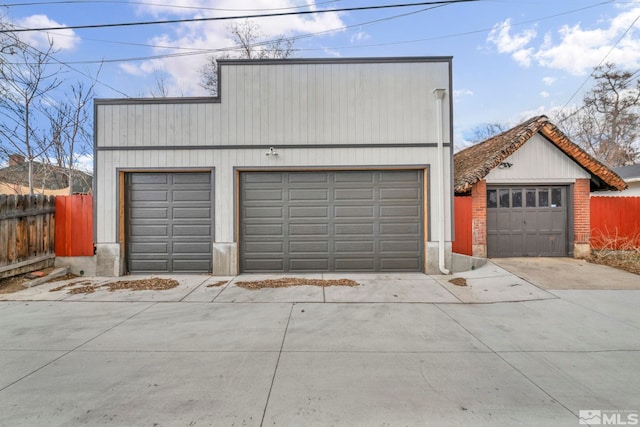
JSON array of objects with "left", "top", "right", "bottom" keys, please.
[
  {"left": 471, "top": 179, "right": 487, "bottom": 257},
  {"left": 573, "top": 178, "right": 591, "bottom": 257}
]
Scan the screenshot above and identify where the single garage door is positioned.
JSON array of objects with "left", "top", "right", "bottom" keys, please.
[
  {"left": 486, "top": 186, "right": 567, "bottom": 257},
  {"left": 125, "top": 172, "right": 213, "bottom": 273},
  {"left": 240, "top": 170, "right": 424, "bottom": 272}
]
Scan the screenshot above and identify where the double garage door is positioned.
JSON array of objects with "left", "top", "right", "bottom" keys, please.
[
  {"left": 240, "top": 170, "right": 425, "bottom": 273},
  {"left": 486, "top": 186, "right": 568, "bottom": 257},
  {"left": 126, "top": 170, "right": 424, "bottom": 274}
]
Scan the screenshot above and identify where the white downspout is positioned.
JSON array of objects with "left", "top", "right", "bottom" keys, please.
[{"left": 433, "top": 88, "right": 450, "bottom": 274}]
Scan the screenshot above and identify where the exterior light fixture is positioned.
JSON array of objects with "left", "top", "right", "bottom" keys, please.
[
  {"left": 265, "top": 147, "right": 278, "bottom": 157},
  {"left": 498, "top": 162, "right": 513, "bottom": 169}
]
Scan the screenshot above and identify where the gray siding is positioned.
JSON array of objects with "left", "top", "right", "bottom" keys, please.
[
  {"left": 486, "top": 134, "right": 590, "bottom": 184},
  {"left": 97, "top": 61, "right": 451, "bottom": 148}
]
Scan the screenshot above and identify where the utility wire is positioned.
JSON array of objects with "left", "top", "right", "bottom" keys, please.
[
  {"left": 1, "top": 0, "right": 480, "bottom": 33},
  {"left": 2, "top": 0, "right": 340, "bottom": 12},
  {"left": 559, "top": 12, "right": 640, "bottom": 116},
  {"left": 8, "top": 0, "right": 612, "bottom": 65}
]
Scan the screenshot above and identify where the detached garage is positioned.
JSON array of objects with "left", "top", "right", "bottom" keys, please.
[
  {"left": 94, "top": 57, "right": 453, "bottom": 276},
  {"left": 453, "top": 116, "right": 626, "bottom": 259}
]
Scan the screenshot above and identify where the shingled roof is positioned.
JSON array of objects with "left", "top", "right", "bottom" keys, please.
[{"left": 453, "top": 115, "right": 627, "bottom": 194}]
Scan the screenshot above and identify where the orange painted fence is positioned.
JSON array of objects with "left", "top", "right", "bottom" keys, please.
[
  {"left": 452, "top": 196, "right": 473, "bottom": 256},
  {"left": 55, "top": 195, "right": 94, "bottom": 256},
  {"left": 590, "top": 196, "right": 640, "bottom": 249}
]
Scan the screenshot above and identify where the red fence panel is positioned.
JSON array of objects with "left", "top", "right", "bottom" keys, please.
[
  {"left": 453, "top": 196, "right": 473, "bottom": 256},
  {"left": 590, "top": 196, "right": 640, "bottom": 249},
  {"left": 55, "top": 195, "right": 94, "bottom": 256}
]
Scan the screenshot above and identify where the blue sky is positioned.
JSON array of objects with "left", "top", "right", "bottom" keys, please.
[{"left": 5, "top": 0, "right": 640, "bottom": 147}]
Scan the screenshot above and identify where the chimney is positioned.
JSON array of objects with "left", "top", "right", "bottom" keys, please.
[{"left": 9, "top": 154, "right": 25, "bottom": 166}]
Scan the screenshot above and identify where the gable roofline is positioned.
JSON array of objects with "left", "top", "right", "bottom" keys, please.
[{"left": 453, "top": 115, "right": 627, "bottom": 194}]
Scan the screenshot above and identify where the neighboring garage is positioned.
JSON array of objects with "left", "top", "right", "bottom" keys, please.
[
  {"left": 93, "top": 57, "right": 455, "bottom": 276},
  {"left": 486, "top": 185, "right": 566, "bottom": 257},
  {"left": 454, "top": 115, "right": 626, "bottom": 259},
  {"left": 239, "top": 170, "right": 424, "bottom": 272},
  {"left": 125, "top": 172, "right": 213, "bottom": 273}
]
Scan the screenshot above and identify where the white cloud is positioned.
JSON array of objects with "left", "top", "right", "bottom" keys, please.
[
  {"left": 454, "top": 89, "right": 473, "bottom": 97},
  {"left": 489, "top": 4, "right": 640, "bottom": 75},
  {"left": 15, "top": 15, "right": 79, "bottom": 51},
  {"left": 350, "top": 30, "right": 370, "bottom": 44},
  {"left": 540, "top": 91, "right": 550, "bottom": 98},
  {"left": 120, "top": 1, "right": 345, "bottom": 96},
  {"left": 487, "top": 19, "right": 537, "bottom": 67},
  {"left": 487, "top": 19, "right": 537, "bottom": 53},
  {"left": 542, "top": 76, "right": 556, "bottom": 86}
]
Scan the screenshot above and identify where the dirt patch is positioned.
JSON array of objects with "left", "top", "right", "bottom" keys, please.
[
  {"left": 449, "top": 277, "right": 468, "bottom": 287},
  {"left": 235, "top": 278, "right": 359, "bottom": 290},
  {"left": 207, "top": 280, "right": 228, "bottom": 288},
  {"left": 47, "top": 273, "right": 80, "bottom": 283},
  {"left": 0, "top": 268, "right": 59, "bottom": 294},
  {"left": 587, "top": 250, "right": 640, "bottom": 275},
  {"left": 0, "top": 276, "right": 28, "bottom": 294}
]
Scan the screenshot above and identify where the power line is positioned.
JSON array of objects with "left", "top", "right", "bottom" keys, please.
[
  {"left": 559, "top": 12, "right": 640, "bottom": 114},
  {"left": 9, "top": 0, "right": 613, "bottom": 66},
  {"left": 1, "top": 0, "right": 480, "bottom": 33},
  {"left": 2, "top": 0, "right": 340, "bottom": 12}
]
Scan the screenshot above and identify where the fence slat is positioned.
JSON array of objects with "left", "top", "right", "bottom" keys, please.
[
  {"left": 55, "top": 195, "right": 94, "bottom": 256},
  {"left": 0, "top": 194, "right": 57, "bottom": 277},
  {"left": 453, "top": 196, "right": 473, "bottom": 256},
  {"left": 590, "top": 196, "right": 640, "bottom": 249}
]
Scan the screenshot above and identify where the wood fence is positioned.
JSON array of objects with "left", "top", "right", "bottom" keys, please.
[
  {"left": 452, "top": 196, "right": 473, "bottom": 256},
  {"left": 55, "top": 195, "right": 94, "bottom": 257},
  {"left": 0, "top": 194, "right": 56, "bottom": 278},
  {"left": 591, "top": 196, "right": 640, "bottom": 249}
]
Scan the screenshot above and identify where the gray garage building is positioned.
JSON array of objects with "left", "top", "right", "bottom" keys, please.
[{"left": 94, "top": 57, "right": 454, "bottom": 276}]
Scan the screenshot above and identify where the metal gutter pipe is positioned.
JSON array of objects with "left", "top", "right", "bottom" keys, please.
[{"left": 433, "top": 88, "right": 450, "bottom": 275}]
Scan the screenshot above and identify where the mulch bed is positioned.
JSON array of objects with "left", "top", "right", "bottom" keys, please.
[
  {"left": 235, "top": 277, "right": 359, "bottom": 290},
  {"left": 206, "top": 280, "right": 228, "bottom": 287},
  {"left": 50, "top": 278, "right": 181, "bottom": 295},
  {"left": 448, "top": 277, "right": 468, "bottom": 287}
]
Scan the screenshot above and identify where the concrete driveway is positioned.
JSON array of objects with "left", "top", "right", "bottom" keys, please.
[{"left": 1, "top": 261, "right": 639, "bottom": 426}]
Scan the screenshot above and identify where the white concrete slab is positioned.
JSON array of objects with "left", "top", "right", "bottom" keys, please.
[
  {"left": 550, "top": 290, "right": 640, "bottom": 329},
  {"left": 283, "top": 303, "right": 488, "bottom": 352},
  {"left": 432, "top": 261, "right": 515, "bottom": 280},
  {"left": 438, "top": 299, "right": 640, "bottom": 352},
  {"left": 62, "top": 275, "right": 211, "bottom": 302},
  {"left": 435, "top": 275, "right": 556, "bottom": 303},
  {"left": 500, "top": 350, "right": 640, "bottom": 412},
  {"left": 264, "top": 352, "right": 577, "bottom": 426},
  {"left": 0, "top": 301, "right": 152, "bottom": 351},
  {"left": 493, "top": 257, "right": 640, "bottom": 290},
  {"left": 324, "top": 277, "right": 459, "bottom": 303},
  {"left": 0, "top": 350, "right": 65, "bottom": 389},
  {"left": 81, "top": 302, "right": 291, "bottom": 352},
  {"left": 320, "top": 272, "right": 430, "bottom": 281},
  {"left": 180, "top": 276, "right": 235, "bottom": 302},
  {"left": 0, "top": 351, "right": 278, "bottom": 427}
]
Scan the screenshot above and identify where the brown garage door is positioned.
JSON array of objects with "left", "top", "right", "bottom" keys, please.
[{"left": 486, "top": 186, "right": 567, "bottom": 257}]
